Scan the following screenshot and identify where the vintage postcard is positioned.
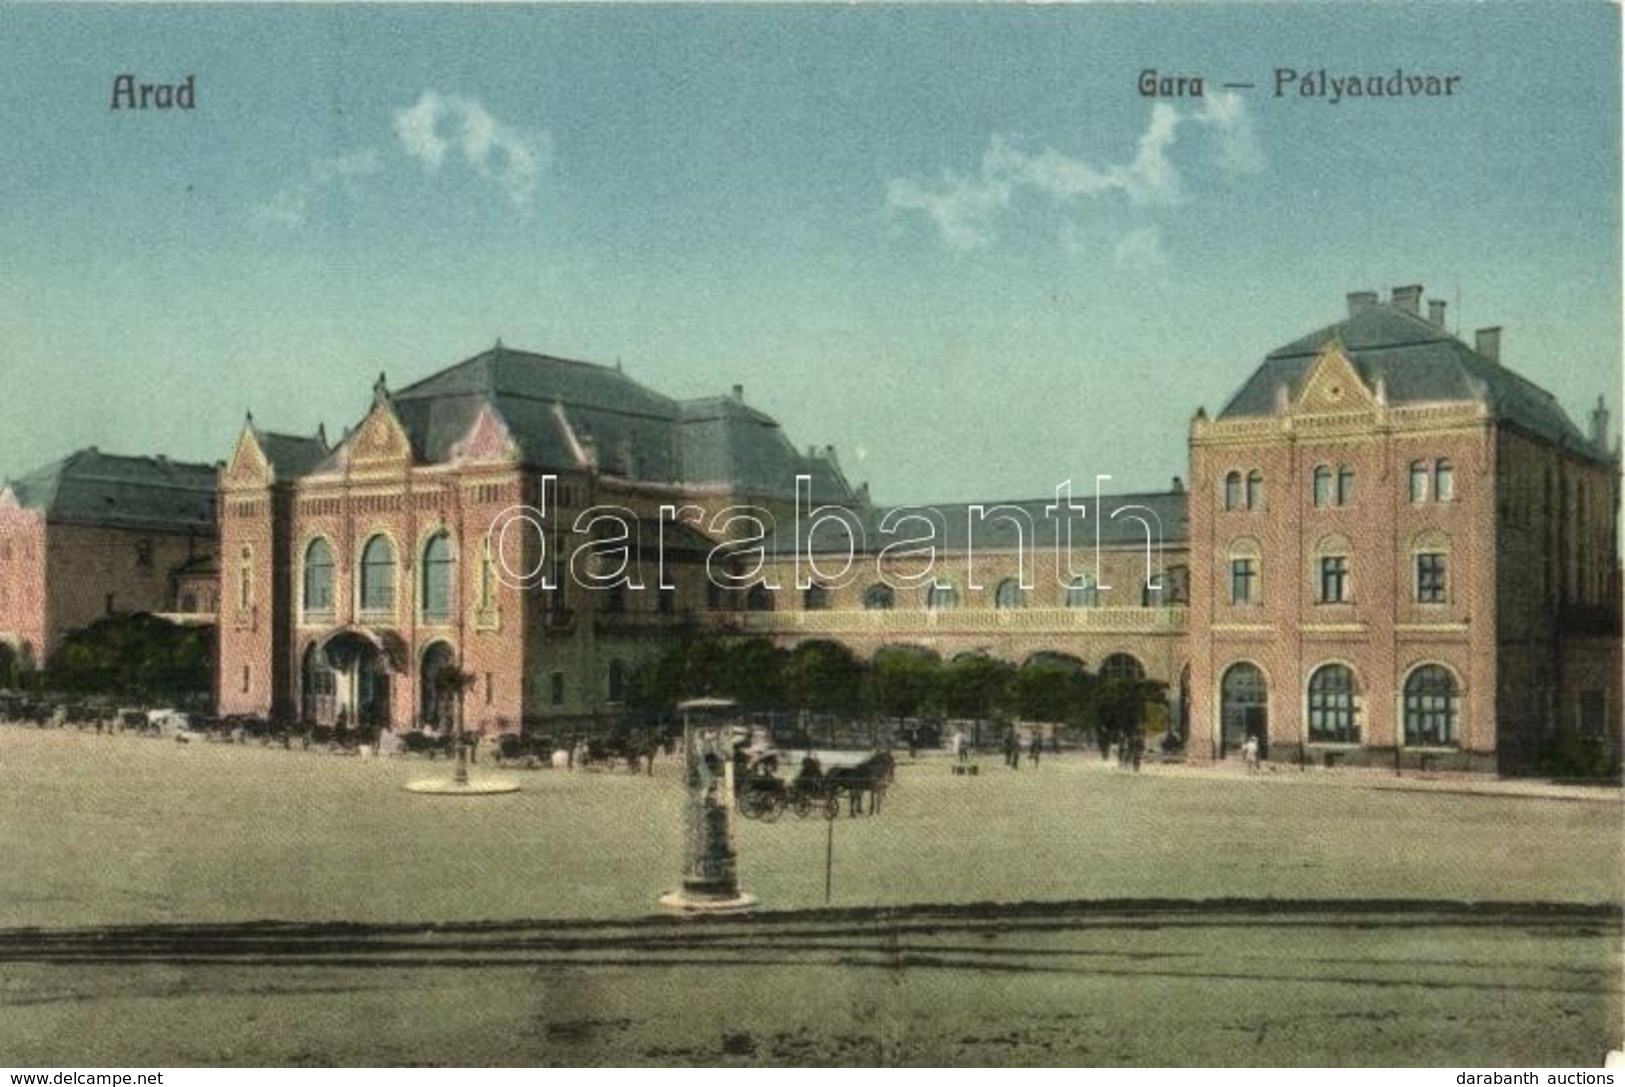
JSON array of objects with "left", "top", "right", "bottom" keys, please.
[{"left": 0, "top": 1, "right": 1619, "bottom": 1070}]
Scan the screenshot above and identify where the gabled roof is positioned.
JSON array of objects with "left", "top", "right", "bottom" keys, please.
[
  {"left": 373, "top": 344, "right": 856, "bottom": 502},
  {"left": 253, "top": 428, "right": 329, "bottom": 479},
  {"left": 4, "top": 448, "right": 216, "bottom": 532},
  {"left": 1220, "top": 302, "right": 1599, "bottom": 458}
]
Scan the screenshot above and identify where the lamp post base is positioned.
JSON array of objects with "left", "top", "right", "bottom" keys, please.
[
  {"left": 404, "top": 778, "right": 520, "bottom": 795},
  {"left": 658, "top": 889, "right": 758, "bottom": 914}
]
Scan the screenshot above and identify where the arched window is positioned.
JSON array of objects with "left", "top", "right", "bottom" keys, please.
[
  {"left": 1307, "top": 664, "right": 1359, "bottom": 743},
  {"left": 925, "top": 580, "right": 957, "bottom": 610},
  {"left": 1434, "top": 458, "right": 1454, "bottom": 502},
  {"left": 1246, "top": 470, "right": 1263, "bottom": 510},
  {"left": 303, "top": 538, "right": 333, "bottom": 614},
  {"left": 994, "top": 578, "right": 1023, "bottom": 609},
  {"left": 1223, "top": 471, "right": 1242, "bottom": 511},
  {"left": 1065, "top": 575, "right": 1098, "bottom": 608},
  {"left": 1100, "top": 652, "right": 1145, "bottom": 683},
  {"left": 359, "top": 535, "right": 395, "bottom": 614},
  {"left": 420, "top": 533, "right": 454, "bottom": 621},
  {"left": 1312, "top": 465, "right": 1333, "bottom": 508},
  {"left": 804, "top": 583, "right": 830, "bottom": 611},
  {"left": 1403, "top": 665, "right": 1459, "bottom": 747},
  {"left": 1409, "top": 460, "right": 1429, "bottom": 503},
  {"left": 863, "top": 583, "right": 894, "bottom": 610},
  {"left": 608, "top": 659, "right": 627, "bottom": 702},
  {"left": 1336, "top": 465, "right": 1354, "bottom": 505},
  {"left": 745, "top": 583, "right": 774, "bottom": 612}
]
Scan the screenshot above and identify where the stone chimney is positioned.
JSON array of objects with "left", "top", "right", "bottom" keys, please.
[
  {"left": 1475, "top": 327, "right": 1502, "bottom": 364},
  {"left": 1346, "top": 291, "right": 1379, "bottom": 317},
  {"left": 1171, "top": 476, "right": 1185, "bottom": 493},
  {"left": 1391, "top": 284, "right": 1423, "bottom": 316},
  {"left": 1591, "top": 395, "right": 1610, "bottom": 456},
  {"left": 1428, "top": 299, "right": 1447, "bottom": 328},
  {"left": 732, "top": 384, "right": 744, "bottom": 402}
]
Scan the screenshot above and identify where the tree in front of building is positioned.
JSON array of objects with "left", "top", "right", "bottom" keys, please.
[{"left": 46, "top": 614, "right": 212, "bottom": 706}]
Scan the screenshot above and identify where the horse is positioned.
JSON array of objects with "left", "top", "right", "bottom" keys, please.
[{"left": 823, "top": 751, "right": 895, "bottom": 816}]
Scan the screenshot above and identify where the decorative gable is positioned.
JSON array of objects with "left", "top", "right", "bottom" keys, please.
[
  {"left": 344, "top": 402, "right": 414, "bottom": 468},
  {"left": 223, "top": 426, "right": 272, "bottom": 487},
  {"left": 1293, "top": 343, "right": 1377, "bottom": 415},
  {"left": 446, "top": 401, "right": 519, "bottom": 465}
]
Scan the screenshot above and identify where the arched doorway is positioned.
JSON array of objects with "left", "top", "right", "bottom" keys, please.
[
  {"left": 1220, "top": 662, "right": 1268, "bottom": 759},
  {"left": 322, "top": 631, "right": 394, "bottom": 732},
  {"left": 420, "top": 641, "right": 458, "bottom": 731}
]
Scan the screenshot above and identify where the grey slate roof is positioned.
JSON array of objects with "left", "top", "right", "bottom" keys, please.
[
  {"left": 5, "top": 448, "right": 216, "bottom": 532},
  {"left": 254, "top": 428, "right": 329, "bottom": 479},
  {"left": 378, "top": 346, "right": 856, "bottom": 503},
  {"left": 1220, "top": 302, "right": 1600, "bottom": 458},
  {"left": 769, "top": 490, "right": 1190, "bottom": 556}
]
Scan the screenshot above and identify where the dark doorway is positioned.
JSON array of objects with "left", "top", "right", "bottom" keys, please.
[{"left": 1220, "top": 662, "right": 1268, "bottom": 759}]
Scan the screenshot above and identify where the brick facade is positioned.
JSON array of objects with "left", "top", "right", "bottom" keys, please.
[
  {"left": 0, "top": 450, "right": 215, "bottom": 680},
  {"left": 207, "top": 293, "right": 1618, "bottom": 773}
]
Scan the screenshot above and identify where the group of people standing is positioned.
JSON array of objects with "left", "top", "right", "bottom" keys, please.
[{"left": 1002, "top": 728, "right": 1044, "bottom": 769}]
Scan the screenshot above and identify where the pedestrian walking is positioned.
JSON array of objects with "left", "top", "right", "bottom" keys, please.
[
  {"left": 1242, "top": 733, "right": 1260, "bottom": 774},
  {"left": 1028, "top": 731, "right": 1042, "bottom": 768},
  {"left": 951, "top": 727, "right": 967, "bottom": 763}
]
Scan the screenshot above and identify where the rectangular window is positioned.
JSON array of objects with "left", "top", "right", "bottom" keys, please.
[
  {"left": 1229, "top": 558, "right": 1257, "bottom": 604},
  {"left": 1416, "top": 553, "right": 1447, "bottom": 603},
  {"left": 1317, "top": 556, "right": 1349, "bottom": 603},
  {"left": 550, "top": 671, "right": 565, "bottom": 705},
  {"left": 135, "top": 540, "right": 153, "bottom": 568},
  {"left": 241, "top": 665, "right": 250, "bottom": 694},
  {"left": 485, "top": 672, "right": 493, "bottom": 705}
]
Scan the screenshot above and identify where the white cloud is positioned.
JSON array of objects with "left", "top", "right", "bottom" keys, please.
[
  {"left": 253, "top": 148, "right": 381, "bottom": 229},
  {"left": 312, "top": 149, "right": 383, "bottom": 187},
  {"left": 1191, "top": 92, "right": 1264, "bottom": 178},
  {"left": 885, "top": 173, "right": 1010, "bottom": 251},
  {"left": 393, "top": 90, "right": 546, "bottom": 208},
  {"left": 889, "top": 92, "right": 1262, "bottom": 251}
]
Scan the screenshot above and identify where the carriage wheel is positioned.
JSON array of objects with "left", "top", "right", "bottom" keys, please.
[
  {"left": 823, "top": 793, "right": 840, "bottom": 820},
  {"left": 792, "top": 793, "right": 813, "bottom": 819},
  {"left": 758, "top": 793, "right": 784, "bottom": 823}
]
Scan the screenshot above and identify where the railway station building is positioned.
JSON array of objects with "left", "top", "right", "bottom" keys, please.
[{"left": 212, "top": 284, "right": 1619, "bottom": 773}]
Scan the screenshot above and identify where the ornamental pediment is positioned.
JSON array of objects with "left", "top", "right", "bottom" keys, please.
[
  {"left": 447, "top": 401, "right": 519, "bottom": 465},
  {"left": 1294, "top": 343, "right": 1378, "bottom": 415},
  {"left": 344, "top": 403, "right": 414, "bottom": 468},
  {"left": 223, "top": 426, "right": 272, "bottom": 486}
]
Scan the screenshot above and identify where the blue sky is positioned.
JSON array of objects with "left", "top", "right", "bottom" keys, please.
[{"left": 0, "top": 3, "right": 1618, "bottom": 503}]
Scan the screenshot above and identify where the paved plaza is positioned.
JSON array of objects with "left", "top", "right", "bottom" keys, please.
[{"left": 0, "top": 728, "right": 1618, "bottom": 1065}]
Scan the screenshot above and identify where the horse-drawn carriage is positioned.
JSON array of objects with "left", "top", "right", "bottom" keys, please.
[{"left": 736, "top": 750, "right": 894, "bottom": 821}]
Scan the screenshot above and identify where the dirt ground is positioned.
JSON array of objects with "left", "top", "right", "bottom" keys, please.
[{"left": 0, "top": 727, "right": 1618, "bottom": 1066}]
